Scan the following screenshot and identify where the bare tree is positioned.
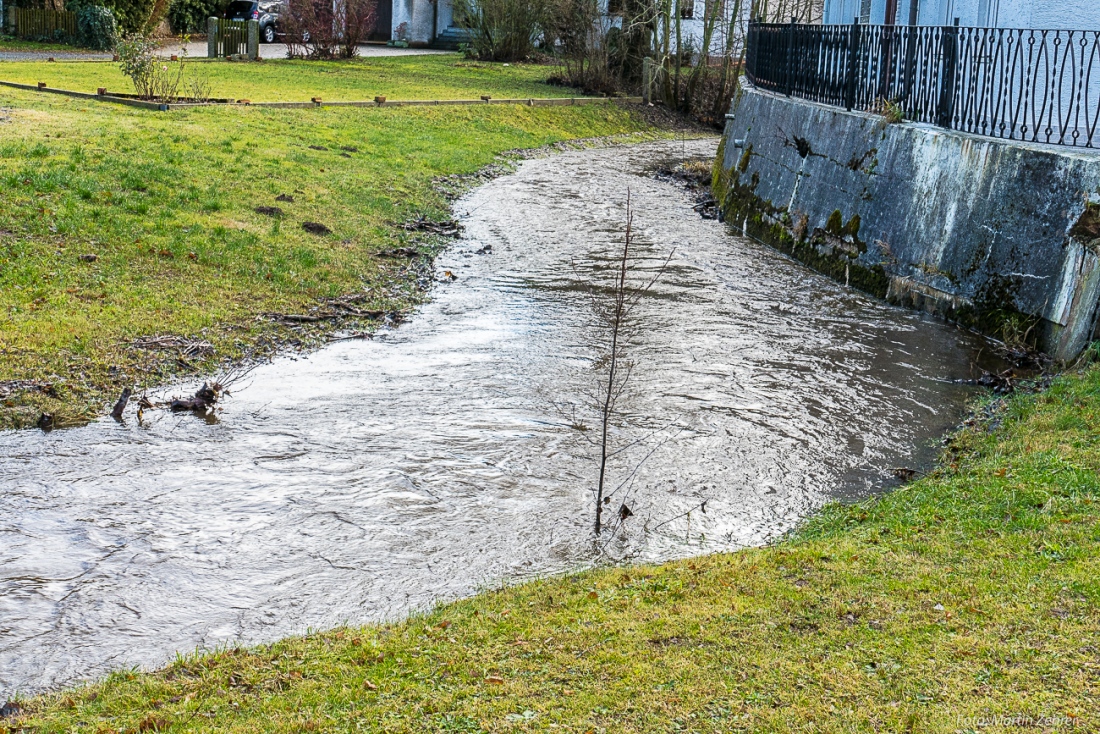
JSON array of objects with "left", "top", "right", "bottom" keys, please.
[
  {"left": 456, "top": 0, "right": 548, "bottom": 61},
  {"left": 644, "top": 0, "right": 823, "bottom": 121},
  {"left": 592, "top": 196, "right": 634, "bottom": 533},
  {"left": 563, "top": 192, "right": 675, "bottom": 535},
  {"left": 339, "top": 0, "right": 379, "bottom": 56},
  {"left": 546, "top": 0, "right": 663, "bottom": 96},
  {"left": 286, "top": 0, "right": 377, "bottom": 59}
]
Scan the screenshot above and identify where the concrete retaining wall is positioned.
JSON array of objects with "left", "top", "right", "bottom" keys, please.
[{"left": 715, "top": 79, "right": 1100, "bottom": 359}]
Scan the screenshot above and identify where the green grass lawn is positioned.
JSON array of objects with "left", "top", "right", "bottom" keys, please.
[
  {"left": 0, "top": 55, "right": 577, "bottom": 102},
  {"left": 0, "top": 63, "right": 657, "bottom": 429},
  {"left": 13, "top": 366, "right": 1100, "bottom": 732}
]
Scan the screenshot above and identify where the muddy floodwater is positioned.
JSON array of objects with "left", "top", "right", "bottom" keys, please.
[{"left": 0, "top": 138, "right": 996, "bottom": 694}]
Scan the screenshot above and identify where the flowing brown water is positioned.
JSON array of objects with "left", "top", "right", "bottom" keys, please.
[{"left": 0, "top": 138, "right": 996, "bottom": 694}]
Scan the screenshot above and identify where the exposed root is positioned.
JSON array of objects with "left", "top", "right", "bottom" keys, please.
[
  {"left": 136, "top": 364, "right": 259, "bottom": 419},
  {"left": 0, "top": 380, "right": 59, "bottom": 400},
  {"left": 169, "top": 382, "right": 220, "bottom": 413},
  {"left": 130, "top": 335, "right": 215, "bottom": 359},
  {"left": 326, "top": 331, "right": 374, "bottom": 342},
  {"left": 378, "top": 247, "right": 426, "bottom": 259},
  {"left": 263, "top": 306, "right": 389, "bottom": 324},
  {"left": 400, "top": 216, "right": 462, "bottom": 237}
]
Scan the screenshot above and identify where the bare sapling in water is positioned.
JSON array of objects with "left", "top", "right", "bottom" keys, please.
[
  {"left": 576, "top": 191, "right": 674, "bottom": 536},
  {"left": 593, "top": 202, "right": 632, "bottom": 534}
]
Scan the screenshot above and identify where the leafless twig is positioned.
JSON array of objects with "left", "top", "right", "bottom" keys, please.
[{"left": 647, "top": 499, "right": 709, "bottom": 532}]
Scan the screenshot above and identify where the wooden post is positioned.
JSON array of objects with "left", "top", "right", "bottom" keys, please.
[
  {"left": 642, "top": 58, "right": 653, "bottom": 103},
  {"left": 247, "top": 19, "right": 259, "bottom": 60},
  {"left": 207, "top": 17, "right": 218, "bottom": 58}
]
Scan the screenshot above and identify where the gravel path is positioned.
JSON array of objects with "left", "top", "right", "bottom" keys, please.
[
  {"left": 0, "top": 43, "right": 451, "bottom": 62},
  {"left": 0, "top": 50, "right": 111, "bottom": 62}
]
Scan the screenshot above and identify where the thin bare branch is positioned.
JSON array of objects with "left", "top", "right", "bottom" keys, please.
[{"left": 648, "top": 499, "right": 709, "bottom": 532}]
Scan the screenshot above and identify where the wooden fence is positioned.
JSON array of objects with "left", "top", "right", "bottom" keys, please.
[
  {"left": 13, "top": 8, "right": 76, "bottom": 40},
  {"left": 207, "top": 18, "right": 259, "bottom": 59}
]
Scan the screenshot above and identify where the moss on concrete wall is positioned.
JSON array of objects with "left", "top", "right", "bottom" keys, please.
[{"left": 714, "top": 81, "right": 1100, "bottom": 360}]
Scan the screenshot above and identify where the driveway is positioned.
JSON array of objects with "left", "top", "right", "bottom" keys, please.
[
  {"left": 163, "top": 40, "right": 452, "bottom": 59},
  {"left": 0, "top": 43, "right": 452, "bottom": 62}
]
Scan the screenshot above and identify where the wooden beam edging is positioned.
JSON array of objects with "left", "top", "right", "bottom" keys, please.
[
  {"left": 261, "top": 97, "right": 645, "bottom": 109},
  {"left": 0, "top": 81, "right": 644, "bottom": 112},
  {"left": 186, "top": 97, "right": 643, "bottom": 110},
  {"left": 0, "top": 80, "right": 167, "bottom": 110}
]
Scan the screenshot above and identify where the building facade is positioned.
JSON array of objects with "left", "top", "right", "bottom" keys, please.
[
  {"left": 823, "top": 0, "right": 1100, "bottom": 28},
  {"left": 393, "top": 0, "right": 751, "bottom": 54},
  {"left": 382, "top": 0, "right": 460, "bottom": 46}
]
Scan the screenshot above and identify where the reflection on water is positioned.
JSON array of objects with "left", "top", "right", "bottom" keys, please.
[{"left": 0, "top": 138, "right": 992, "bottom": 694}]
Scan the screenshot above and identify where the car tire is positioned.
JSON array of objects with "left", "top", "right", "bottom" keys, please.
[{"left": 262, "top": 24, "right": 276, "bottom": 43}]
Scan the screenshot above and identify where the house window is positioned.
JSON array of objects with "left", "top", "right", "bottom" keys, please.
[
  {"left": 607, "top": 0, "right": 623, "bottom": 15},
  {"left": 859, "top": 0, "right": 871, "bottom": 23},
  {"left": 679, "top": 0, "right": 694, "bottom": 19}
]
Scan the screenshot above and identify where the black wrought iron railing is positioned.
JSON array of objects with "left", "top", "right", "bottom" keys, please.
[{"left": 744, "top": 20, "right": 1100, "bottom": 148}]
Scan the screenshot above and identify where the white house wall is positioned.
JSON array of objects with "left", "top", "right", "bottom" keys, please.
[
  {"left": 817, "top": 0, "right": 1100, "bottom": 146},
  {"left": 825, "top": 0, "right": 1100, "bottom": 28},
  {"left": 1027, "top": 0, "right": 1100, "bottom": 29},
  {"left": 437, "top": 0, "right": 454, "bottom": 32},
  {"left": 670, "top": 15, "right": 736, "bottom": 57},
  {"left": 823, "top": 0, "right": 857, "bottom": 23},
  {"left": 392, "top": 0, "right": 444, "bottom": 44},
  {"left": 399, "top": 0, "right": 1100, "bottom": 47},
  {"left": 397, "top": 0, "right": 741, "bottom": 56},
  {"left": 664, "top": 0, "right": 753, "bottom": 57}
]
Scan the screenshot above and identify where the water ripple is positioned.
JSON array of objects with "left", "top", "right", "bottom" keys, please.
[{"left": 0, "top": 139, "right": 992, "bottom": 694}]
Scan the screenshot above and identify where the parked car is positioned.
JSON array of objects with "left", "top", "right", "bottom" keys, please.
[{"left": 224, "top": 0, "right": 288, "bottom": 44}]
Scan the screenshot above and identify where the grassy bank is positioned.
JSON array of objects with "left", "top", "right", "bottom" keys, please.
[
  {"left": 0, "top": 60, "right": 658, "bottom": 429},
  {"left": 0, "top": 55, "right": 575, "bottom": 102},
  {"left": 11, "top": 365, "right": 1100, "bottom": 731}
]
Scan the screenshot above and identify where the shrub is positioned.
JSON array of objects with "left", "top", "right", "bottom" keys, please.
[
  {"left": 544, "top": 0, "right": 636, "bottom": 95},
  {"left": 111, "top": 0, "right": 155, "bottom": 34},
  {"left": 167, "top": 0, "right": 221, "bottom": 34},
  {"left": 146, "top": 0, "right": 172, "bottom": 32},
  {"left": 68, "top": 0, "right": 158, "bottom": 35},
  {"left": 455, "top": 0, "right": 548, "bottom": 62},
  {"left": 116, "top": 33, "right": 199, "bottom": 100},
  {"left": 75, "top": 5, "right": 118, "bottom": 50},
  {"left": 183, "top": 71, "right": 212, "bottom": 102},
  {"left": 285, "top": 0, "right": 377, "bottom": 59},
  {"left": 338, "top": 0, "right": 377, "bottom": 55}
]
